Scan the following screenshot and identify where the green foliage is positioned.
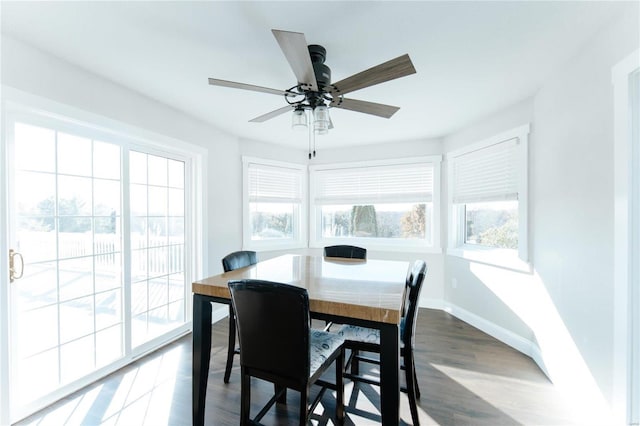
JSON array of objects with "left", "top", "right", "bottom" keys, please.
[
  {"left": 477, "top": 215, "right": 518, "bottom": 249},
  {"left": 466, "top": 205, "right": 518, "bottom": 249},
  {"left": 322, "top": 204, "right": 428, "bottom": 239},
  {"left": 26, "top": 196, "right": 117, "bottom": 234},
  {"left": 350, "top": 205, "right": 378, "bottom": 237},
  {"left": 401, "top": 204, "right": 425, "bottom": 238},
  {"left": 267, "top": 212, "right": 292, "bottom": 235},
  {"left": 322, "top": 210, "right": 350, "bottom": 236},
  {"left": 375, "top": 211, "right": 400, "bottom": 238},
  {"left": 251, "top": 210, "right": 292, "bottom": 238}
]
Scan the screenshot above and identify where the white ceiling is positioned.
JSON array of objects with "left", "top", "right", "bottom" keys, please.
[{"left": 0, "top": 1, "right": 631, "bottom": 149}]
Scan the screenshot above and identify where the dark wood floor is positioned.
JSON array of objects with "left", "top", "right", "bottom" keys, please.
[{"left": 16, "top": 308, "right": 578, "bottom": 425}]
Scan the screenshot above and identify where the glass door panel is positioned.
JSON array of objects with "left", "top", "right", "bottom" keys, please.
[
  {"left": 9, "top": 121, "right": 123, "bottom": 409},
  {"left": 129, "top": 152, "right": 186, "bottom": 348},
  {"left": 5, "top": 114, "right": 192, "bottom": 422}
]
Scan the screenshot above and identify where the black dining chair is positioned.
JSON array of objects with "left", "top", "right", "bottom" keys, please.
[
  {"left": 228, "top": 279, "right": 345, "bottom": 425},
  {"left": 221, "top": 250, "right": 257, "bottom": 383},
  {"left": 222, "top": 250, "right": 257, "bottom": 273},
  {"left": 336, "top": 259, "right": 427, "bottom": 426},
  {"left": 323, "top": 245, "right": 367, "bottom": 259}
]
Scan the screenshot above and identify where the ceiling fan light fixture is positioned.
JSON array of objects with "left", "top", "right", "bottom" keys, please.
[
  {"left": 313, "top": 105, "right": 330, "bottom": 135},
  {"left": 291, "top": 107, "right": 307, "bottom": 130},
  {"left": 208, "top": 29, "right": 417, "bottom": 158}
]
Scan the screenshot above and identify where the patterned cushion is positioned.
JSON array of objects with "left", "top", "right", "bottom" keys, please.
[
  {"left": 309, "top": 330, "right": 344, "bottom": 376},
  {"left": 337, "top": 318, "right": 406, "bottom": 345},
  {"left": 336, "top": 324, "right": 380, "bottom": 344}
]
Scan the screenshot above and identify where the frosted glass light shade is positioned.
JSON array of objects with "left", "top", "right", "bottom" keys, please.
[
  {"left": 292, "top": 108, "right": 307, "bottom": 130},
  {"left": 314, "top": 105, "right": 330, "bottom": 135}
]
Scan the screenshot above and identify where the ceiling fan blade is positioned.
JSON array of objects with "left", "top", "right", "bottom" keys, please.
[
  {"left": 271, "top": 29, "right": 319, "bottom": 92},
  {"left": 330, "top": 54, "right": 416, "bottom": 96},
  {"left": 249, "top": 105, "right": 292, "bottom": 123},
  {"left": 208, "top": 78, "right": 296, "bottom": 97},
  {"left": 330, "top": 97, "right": 400, "bottom": 118}
]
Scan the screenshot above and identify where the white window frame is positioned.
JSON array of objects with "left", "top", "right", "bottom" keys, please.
[
  {"left": 612, "top": 49, "right": 640, "bottom": 426},
  {"left": 242, "top": 156, "right": 307, "bottom": 251},
  {"left": 309, "top": 156, "right": 442, "bottom": 253},
  {"left": 447, "top": 124, "right": 530, "bottom": 271},
  {"left": 0, "top": 86, "right": 207, "bottom": 423}
]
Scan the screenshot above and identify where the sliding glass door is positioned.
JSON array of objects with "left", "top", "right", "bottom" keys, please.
[
  {"left": 129, "top": 151, "right": 187, "bottom": 348},
  {"left": 9, "top": 122, "right": 125, "bottom": 410},
  {"left": 3, "top": 111, "right": 194, "bottom": 422}
]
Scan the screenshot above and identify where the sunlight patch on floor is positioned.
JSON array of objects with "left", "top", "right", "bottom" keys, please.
[{"left": 63, "top": 385, "right": 105, "bottom": 425}]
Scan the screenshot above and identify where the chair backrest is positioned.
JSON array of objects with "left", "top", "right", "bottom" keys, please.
[
  {"left": 400, "top": 261, "right": 419, "bottom": 318},
  {"left": 228, "top": 279, "right": 310, "bottom": 388},
  {"left": 402, "top": 260, "right": 427, "bottom": 349},
  {"left": 323, "top": 245, "right": 367, "bottom": 259},
  {"left": 222, "top": 250, "right": 257, "bottom": 272}
]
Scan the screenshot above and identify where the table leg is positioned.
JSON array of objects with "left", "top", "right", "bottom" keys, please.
[
  {"left": 379, "top": 322, "right": 400, "bottom": 425},
  {"left": 193, "top": 294, "right": 212, "bottom": 426}
]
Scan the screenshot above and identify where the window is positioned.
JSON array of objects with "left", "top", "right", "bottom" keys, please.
[
  {"left": 448, "top": 124, "right": 530, "bottom": 270},
  {"left": 243, "top": 157, "right": 306, "bottom": 250},
  {"left": 309, "top": 157, "right": 441, "bottom": 252}
]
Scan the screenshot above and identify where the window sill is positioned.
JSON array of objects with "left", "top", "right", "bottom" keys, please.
[
  {"left": 244, "top": 241, "right": 306, "bottom": 252},
  {"left": 447, "top": 246, "right": 532, "bottom": 273}
]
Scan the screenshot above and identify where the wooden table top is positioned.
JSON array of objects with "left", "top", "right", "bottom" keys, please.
[{"left": 192, "top": 254, "right": 409, "bottom": 324}]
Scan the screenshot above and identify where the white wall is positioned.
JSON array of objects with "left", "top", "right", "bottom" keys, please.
[
  {"left": 442, "top": 9, "right": 639, "bottom": 424},
  {"left": 531, "top": 8, "right": 638, "bottom": 418}
]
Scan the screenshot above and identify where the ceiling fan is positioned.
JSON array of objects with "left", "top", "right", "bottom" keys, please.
[{"left": 208, "top": 29, "right": 417, "bottom": 157}]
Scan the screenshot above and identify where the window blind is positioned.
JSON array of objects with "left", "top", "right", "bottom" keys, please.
[
  {"left": 451, "top": 137, "right": 519, "bottom": 204},
  {"left": 313, "top": 162, "right": 434, "bottom": 205},
  {"left": 247, "top": 162, "right": 302, "bottom": 203}
]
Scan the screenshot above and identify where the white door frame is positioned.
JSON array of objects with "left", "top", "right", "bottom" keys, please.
[
  {"left": 613, "top": 49, "right": 640, "bottom": 426},
  {"left": 1, "top": 97, "right": 12, "bottom": 426}
]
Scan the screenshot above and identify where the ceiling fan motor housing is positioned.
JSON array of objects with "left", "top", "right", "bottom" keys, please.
[{"left": 308, "top": 44, "right": 331, "bottom": 89}]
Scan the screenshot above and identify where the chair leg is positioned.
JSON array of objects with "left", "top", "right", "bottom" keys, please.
[
  {"left": 413, "top": 358, "right": 421, "bottom": 399},
  {"left": 299, "top": 388, "right": 308, "bottom": 426},
  {"left": 404, "top": 349, "right": 420, "bottom": 426},
  {"left": 240, "top": 368, "right": 251, "bottom": 425},
  {"left": 224, "top": 305, "right": 237, "bottom": 383},
  {"left": 336, "top": 349, "right": 345, "bottom": 424},
  {"left": 350, "top": 349, "right": 360, "bottom": 375},
  {"left": 275, "top": 384, "right": 287, "bottom": 404}
]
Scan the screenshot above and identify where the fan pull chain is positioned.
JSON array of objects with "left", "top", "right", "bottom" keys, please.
[
  {"left": 312, "top": 108, "right": 317, "bottom": 158},
  {"left": 308, "top": 109, "right": 313, "bottom": 159}
]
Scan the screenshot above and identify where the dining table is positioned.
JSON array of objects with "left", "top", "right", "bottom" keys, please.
[{"left": 191, "top": 254, "right": 410, "bottom": 425}]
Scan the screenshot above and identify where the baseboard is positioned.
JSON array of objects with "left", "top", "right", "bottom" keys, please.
[{"left": 440, "top": 301, "right": 550, "bottom": 380}]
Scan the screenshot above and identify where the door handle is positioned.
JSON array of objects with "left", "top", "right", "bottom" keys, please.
[{"left": 9, "top": 249, "right": 24, "bottom": 283}]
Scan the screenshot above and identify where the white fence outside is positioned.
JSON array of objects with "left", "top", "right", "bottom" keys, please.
[{"left": 18, "top": 231, "right": 184, "bottom": 276}]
